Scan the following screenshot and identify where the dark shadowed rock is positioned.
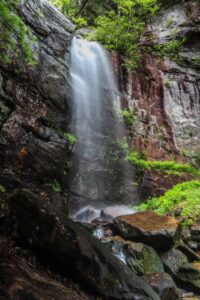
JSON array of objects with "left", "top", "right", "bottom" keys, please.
[
  {"left": 114, "top": 212, "right": 181, "bottom": 250},
  {"left": 0, "top": 236, "right": 100, "bottom": 300},
  {"left": 7, "top": 190, "right": 160, "bottom": 300},
  {"left": 191, "top": 223, "right": 200, "bottom": 242},
  {"left": 145, "top": 273, "right": 179, "bottom": 300},
  {"left": 0, "top": 0, "right": 75, "bottom": 186},
  {"left": 178, "top": 263, "right": 200, "bottom": 293},
  {"left": 161, "top": 248, "right": 188, "bottom": 276}
]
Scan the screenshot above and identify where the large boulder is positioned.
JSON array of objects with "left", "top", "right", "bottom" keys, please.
[
  {"left": 114, "top": 212, "right": 181, "bottom": 250},
  {"left": 6, "top": 190, "right": 160, "bottom": 300}
]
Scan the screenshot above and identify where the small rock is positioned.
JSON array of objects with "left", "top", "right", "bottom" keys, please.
[
  {"left": 162, "top": 248, "right": 188, "bottom": 276},
  {"left": 145, "top": 272, "right": 179, "bottom": 300},
  {"left": 178, "top": 262, "right": 200, "bottom": 293},
  {"left": 191, "top": 223, "right": 200, "bottom": 242},
  {"left": 114, "top": 212, "right": 181, "bottom": 250}
]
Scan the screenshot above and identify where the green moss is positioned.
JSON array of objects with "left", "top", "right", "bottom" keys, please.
[
  {"left": 0, "top": 0, "right": 37, "bottom": 64},
  {"left": 138, "top": 181, "right": 200, "bottom": 224},
  {"left": 127, "top": 151, "right": 200, "bottom": 176}
]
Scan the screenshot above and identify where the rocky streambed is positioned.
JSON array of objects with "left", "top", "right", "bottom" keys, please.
[{"left": 0, "top": 189, "right": 200, "bottom": 300}]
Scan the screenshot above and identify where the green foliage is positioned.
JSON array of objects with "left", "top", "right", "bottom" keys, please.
[
  {"left": 117, "top": 137, "right": 129, "bottom": 153},
  {"left": 127, "top": 151, "right": 200, "bottom": 176},
  {"left": 47, "top": 180, "right": 62, "bottom": 192},
  {"left": 153, "top": 38, "right": 186, "bottom": 63},
  {"left": 122, "top": 108, "right": 136, "bottom": 126},
  {"left": 138, "top": 181, "right": 200, "bottom": 225},
  {"left": 165, "top": 15, "right": 174, "bottom": 28},
  {"left": 0, "top": 185, "right": 6, "bottom": 193},
  {"left": 49, "top": 0, "right": 87, "bottom": 26},
  {"left": 0, "top": 0, "right": 36, "bottom": 64},
  {"left": 48, "top": 0, "right": 112, "bottom": 26},
  {"left": 89, "top": 0, "right": 158, "bottom": 69},
  {"left": 63, "top": 132, "right": 77, "bottom": 144}
]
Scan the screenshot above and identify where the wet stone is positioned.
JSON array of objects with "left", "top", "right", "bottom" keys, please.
[
  {"left": 145, "top": 272, "right": 179, "bottom": 300},
  {"left": 114, "top": 212, "right": 181, "bottom": 250},
  {"left": 104, "top": 236, "right": 164, "bottom": 275}
]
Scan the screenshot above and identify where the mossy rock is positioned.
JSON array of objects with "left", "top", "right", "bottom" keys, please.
[{"left": 105, "top": 236, "right": 164, "bottom": 276}]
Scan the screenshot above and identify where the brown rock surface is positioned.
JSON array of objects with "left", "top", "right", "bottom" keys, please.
[{"left": 114, "top": 212, "right": 181, "bottom": 250}]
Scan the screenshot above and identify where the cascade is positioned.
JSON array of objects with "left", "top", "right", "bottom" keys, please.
[{"left": 69, "top": 37, "right": 138, "bottom": 222}]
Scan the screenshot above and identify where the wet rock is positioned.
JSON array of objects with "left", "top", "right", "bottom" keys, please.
[
  {"left": 7, "top": 190, "right": 160, "bottom": 300},
  {"left": 161, "top": 248, "right": 188, "bottom": 276},
  {"left": 145, "top": 272, "right": 179, "bottom": 300},
  {"left": 92, "top": 210, "right": 113, "bottom": 224},
  {"left": 178, "top": 263, "right": 200, "bottom": 293},
  {"left": 0, "top": 0, "right": 74, "bottom": 186},
  {"left": 114, "top": 212, "right": 181, "bottom": 250},
  {"left": 105, "top": 236, "right": 164, "bottom": 275},
  {"left": 178, "top": 243, "right": 200, "bottom": 262},
  {"left": 191, "top": 223, "right": 200, "bottom": 242}
]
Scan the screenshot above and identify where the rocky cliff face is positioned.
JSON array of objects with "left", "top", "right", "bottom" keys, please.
[
  {"left": 114, "top": 0, "right": 200, "bottom": 199},
  {"left": 0, "top": 0, "right": 75, "bottom": 201}
]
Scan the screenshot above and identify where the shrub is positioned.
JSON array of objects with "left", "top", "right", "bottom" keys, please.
[
  {"left": 138, "top": 181, "right": 200, "bottom": 225},
  {"left": 127, "top": 151, "right": 200, "bottom": 176},
  {"left": 63, "top": 132, "right": 77, "bottom": 144}
]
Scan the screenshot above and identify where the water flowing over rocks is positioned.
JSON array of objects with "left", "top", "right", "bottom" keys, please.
[
  {"left": 6, "top": 189, "right": 160, "bottom": 300},
  {"left": 0, "top": 0, "right": 200, "bottom": 299}
]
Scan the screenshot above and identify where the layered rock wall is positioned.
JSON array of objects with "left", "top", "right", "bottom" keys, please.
[
  {"left": 0, "top": 0, "right": 75, "bottom": 194},
  {"left": 114, "top": 0, "right": 200, "bottom": 198}
]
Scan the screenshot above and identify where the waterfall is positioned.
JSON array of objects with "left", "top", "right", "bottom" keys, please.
[{"left": 69, "top": 37, "right": 138, "bottom": 221}]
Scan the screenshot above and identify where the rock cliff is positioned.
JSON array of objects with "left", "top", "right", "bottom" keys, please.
[
  {"left": 0, "top": 0, "right": 75, "bottom": 200},
  {"left": 114, "top": 0, "right": 200, "bottom": 199}
]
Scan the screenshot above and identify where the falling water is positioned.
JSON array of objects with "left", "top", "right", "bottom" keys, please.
[{"left": 69, "top": 37, "right": 138, "bottom": 220}]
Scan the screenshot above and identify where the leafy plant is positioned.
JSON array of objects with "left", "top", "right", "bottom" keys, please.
[
  {"left": 0, "top": 185, "right": 6, "bottom": 193},
  {"left": 117, "top": 137, "right": 129, "bottom": 153},
  {"left": 47, "top": 180, "right": 62, "bottom": 193},
  {"left": 122, "top": 108, "right": 136, "bottom": 126},
  {"left": 89, "top": 0, "right": 158, "bottom": 69},
  {"left": 153, "top": 38, "right": 186, "bottom": 64},
  {"left": 138, "top": 181, "right": 200, "bottom": 225},
  {"left": 63, "top": 132, "right": 77, "bottom": 144},
  {"left": 127, "top": 151, "right": 200, "bottom": 176}
]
